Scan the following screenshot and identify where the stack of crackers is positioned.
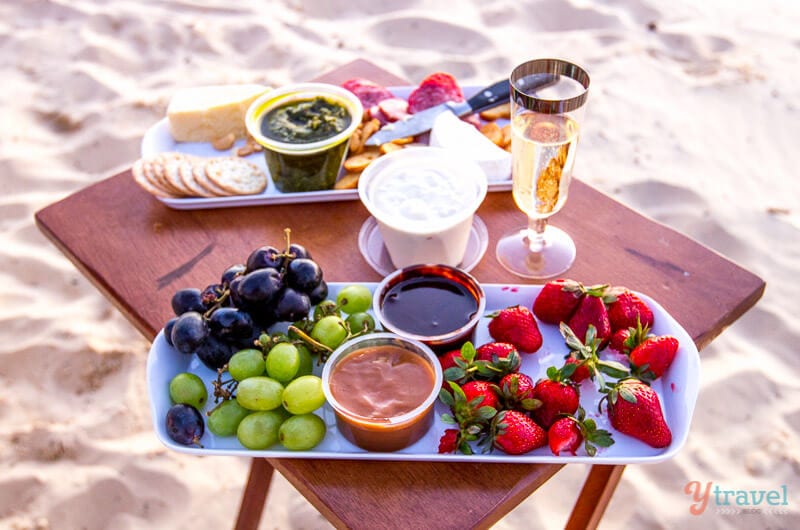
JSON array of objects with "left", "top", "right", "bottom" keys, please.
[{"left": 132, "top": 152, "right": 267, "bottom": 199}]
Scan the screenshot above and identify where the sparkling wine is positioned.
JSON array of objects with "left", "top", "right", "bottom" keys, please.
[{"left": 510, "top": 112, "right": 579, "bottom": 219}]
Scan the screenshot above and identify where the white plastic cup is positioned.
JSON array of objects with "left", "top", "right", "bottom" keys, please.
[{"left": 357, "top": 146, "right": 488, "bottom": 269}]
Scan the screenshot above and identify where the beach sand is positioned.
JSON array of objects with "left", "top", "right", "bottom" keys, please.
[{"left": 1, "top": 0, "right": 799, "bottom": 528}]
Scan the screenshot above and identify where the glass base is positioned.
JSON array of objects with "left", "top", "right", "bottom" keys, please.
[{"left": 496, "top": 224, "right": 576, "bottom": 279}]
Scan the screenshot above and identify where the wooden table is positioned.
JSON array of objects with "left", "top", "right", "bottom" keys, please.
[{"left": 35, "top": 59, "right": 764, "bottom": 530}]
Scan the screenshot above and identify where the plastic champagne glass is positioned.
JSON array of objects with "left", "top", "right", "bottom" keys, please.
[{"left": 496, "top": 58, "right": 590, "bottom": 279}]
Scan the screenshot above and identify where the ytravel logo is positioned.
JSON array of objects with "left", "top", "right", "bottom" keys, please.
[{"left": 684, "top": 481, "right": 791, "bottom": 515}]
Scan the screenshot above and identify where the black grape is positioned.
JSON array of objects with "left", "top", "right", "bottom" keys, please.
[
  {"left": 171, "top": 288, "right": 205, "bottom": 316},
  {"left": 171, "top": 312, "right": 208, "bottom": 354},
  {"left": 195, "top": 334, "right": 238, "bottom": 370},
  {"left": 286, "top": 258, "right": 323, "bottom": 292},
  {"left": 245, "top": 246, "right": 282, "bottom": 273},
  {"left": 307, "top": 280, "right": 329, "bottom": 306},
  {"left": 273, "top": 287, "right": 311, "bottom": 322},
  {"left": 165, "top": 404, "right": 204, "bottom": 446},
  {"left": 208, "top": 307, "right": 254, "bottom": 340},
  {"left": 221, "top": 264, "right": 245, "bottom": 287},
  {"left": 237, "top": 268, "right": 283, "bottom": 307},
  {"left": 288, "top": 243, "right": 311, "bottom": 260},
  {"left": 164, "top": 317, "right": 178, "bottom": 347}
]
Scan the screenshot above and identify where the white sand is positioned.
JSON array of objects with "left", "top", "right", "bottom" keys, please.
[{"left": 2, "top": 0, "right": 799, "bottom": 528}]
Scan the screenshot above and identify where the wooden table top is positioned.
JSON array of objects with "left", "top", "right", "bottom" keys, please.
[{"left": 35, "top": 58, "right": 764, "bottom": 529}]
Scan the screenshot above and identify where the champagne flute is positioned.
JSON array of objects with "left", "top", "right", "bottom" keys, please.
[{"left": 496, "top": 58, "right": 590, "bottom": 279}]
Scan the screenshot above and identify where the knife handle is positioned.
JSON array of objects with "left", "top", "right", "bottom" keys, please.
[{"left": 466, "top": 79, "right": 510, "bottom": 114}]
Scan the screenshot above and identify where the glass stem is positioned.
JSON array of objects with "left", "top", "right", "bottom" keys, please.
[{"left": 527, "top": 218, "right": 548, "bottom": 253}]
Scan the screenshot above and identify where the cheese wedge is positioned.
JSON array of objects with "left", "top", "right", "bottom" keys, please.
[
  {"left": 167, "top": 84, "right": 269, "bottom": 143},
  {"left": 429, "top": 111, "right": 512, "bottom": 182}
]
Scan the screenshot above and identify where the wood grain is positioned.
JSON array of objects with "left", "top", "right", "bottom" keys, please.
[{"left": 35, "top": 58, "right": 764, "bottom": 530}]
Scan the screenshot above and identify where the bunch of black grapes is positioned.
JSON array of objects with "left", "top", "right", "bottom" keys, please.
[{"left": 165, "top": 239, "right": 326, "bottom": 371}]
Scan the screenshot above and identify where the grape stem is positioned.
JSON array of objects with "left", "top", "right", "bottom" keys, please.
[{"left": 288, "top": 325, "right": 332, "bottom": 354}]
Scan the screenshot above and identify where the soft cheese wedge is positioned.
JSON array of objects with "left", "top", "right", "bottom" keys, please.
[
  {"left": 429, "top": 111, "right": 511, "bottom": 182},
  {"left": 167, "top": 84, "right": 270, "bottom": 143}
]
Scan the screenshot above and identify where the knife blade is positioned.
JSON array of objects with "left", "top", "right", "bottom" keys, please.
[{"left": 363, "top": 75, "right": 556, "bottom": 146}]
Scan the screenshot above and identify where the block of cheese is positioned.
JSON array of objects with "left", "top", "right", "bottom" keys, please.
[
  {"left": 167, "top": 84, "right": 269, "bottom": 143},
  {"left": 429, "top": 111, "right": 512, "bottom": 183}
]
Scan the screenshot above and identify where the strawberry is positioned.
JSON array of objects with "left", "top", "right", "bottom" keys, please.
[
  {"left": 531, "top": 365, "right": 580, "bottom": 429},
  {"left": 548, "top": 407, "right": 614, "bottom": 456},
  {"left": 460, "top": 380, "right": 501, "bottom": 410},
  {"left": 560, "top": 323, "right": 630, "bottom": 389},
  {"left": 607, "top": 288, "right": 655, "bottom": 332},
  {"left": 487, "top": 305, "right": 543, "bottom": 353},
  {"left": 601, "top": 378, "right": 672, "bottom": 448},
  {"left": 564, "top": 356, "right": 592, "bottom": 383},
  {"left": 491, "top": 410, "right": 547, "bottom": 455},
  {"left": 498, "top": 372, "right": 540, "bottom": 411},
  {"left": 532, "top": 279, "right": 585, "bottom": 324},
  {"left": 437, "top": 429, "right": 459, "bottom": 454},
  {"left": 567, "top": 286, "right": 613, "bottom": 347},
  {"left": 438, "top": 380, "right": 500, "bottom": 455},
  {"left": 608, "top": 320, "right": 650, "bottom": 355},
  {"left": 440, "top": 342, "right": 520, "bottom": 387},
  {"left": 629, "top": 335, "right": 679, "bottom": 381}
]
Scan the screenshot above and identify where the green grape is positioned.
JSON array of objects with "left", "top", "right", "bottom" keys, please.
[
  {"left": 336, "top": 285, "right": 372, "bottom": 314},
  {"left": 265, "top": 342, "right": 301, "bottom": 384},
  {"left": 237, "top": 410, "right": 284, "bottom": 450},
  {"left": 207, "top": 399, "right": 250, "bottom": 436},
  {"left": 310, "top": 315, "right": 347, "bottom": 350},
  {"left": 236, "top": 376, "right": 284, "bottom": 411},
  {"left": 313, "top": 299, "right": 340, "bottom": 320},
  {"left": 282, "top": 375, "right": 326, "bottom": 415},
  {"left": 345, "top": 312, "right": 376, "bottom": 333},
  {"left": 168, "top": 372, "right": 207, "bottom": 410},
  {"left": 279, "top": 413, "right": 326, "bottom": 450},
  {"left": 296, "top": 344, "right": 314, "bottom": 378},
  {"left": 228, "top": 349, "right": 265, "bottom": 381}
]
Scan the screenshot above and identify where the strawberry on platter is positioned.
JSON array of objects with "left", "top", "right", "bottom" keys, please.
[{"left": 431, "top": 280, "right": 699, "bottom": 462}]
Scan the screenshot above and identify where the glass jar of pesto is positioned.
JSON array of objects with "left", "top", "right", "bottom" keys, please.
[{"left": 246, "top": 83, "right": 363, "bottom": 193}]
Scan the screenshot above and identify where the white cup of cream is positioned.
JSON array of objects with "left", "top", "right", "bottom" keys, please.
[{"left": 358, "top": 146, "right": 488, "bottom": 269}]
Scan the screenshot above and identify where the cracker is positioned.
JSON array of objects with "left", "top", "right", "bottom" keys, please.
[
  {"left": 178, "top": 159, "right": 216, "bottom": 198},
  {"left": 142, "top": 159, "right": 182, "bottom": 196},
  {"left": 192, "top": 162, "right": 230, "bottom": 196},
  {"left": 333, "top": 172, "right": 361, "bottom": 190},
  {"left": 479, "top": 103, "right": 510, "bottom": 121},
  {"left": 480, "top": 122, "right": 503, "bottom": 146},
  {"left": 343, "top": 147, "right": 381, "bottom": 172},
  {"left": 150, "top": 153, "right": 189, "bottom": 196},
  {"left": 204, "top": 157, "right": 267, "bottom": 195},
  {"left": 132, "top": 158, "right": 178, "bottom": 198}
]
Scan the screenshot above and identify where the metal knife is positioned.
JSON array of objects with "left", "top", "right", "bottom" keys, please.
[{"left": 364, "top": 75, "right": 556, "bottom": 146}]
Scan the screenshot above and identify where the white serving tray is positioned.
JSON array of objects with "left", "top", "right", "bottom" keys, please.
[
  {"left": 147, "top": 283, "right": 700, "bottom": 464},
  {"left": 140, "top": 86, "right": 511, "bottom": 210}
]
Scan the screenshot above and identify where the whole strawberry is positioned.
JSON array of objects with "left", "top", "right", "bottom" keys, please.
[
  {"left": 548, "top": 407, "right": 614, "bottom": 456},
  {"left": 608, "top": 320, "right": 650, "bottom": 355},
  {"left": 564, "top": 356, "right": 591, "bottom": 383},
  {"left": 601, "top": 379, "right": 672, "bottom": 448},
  {"left": 498, "top": 372, "right": 540, "bottom": 411},
  {"left": 560, "top": 323, "right": 630, "bottom": 389},
  {"left": 531, "top": 365, "right": 580, "bottom": 429},
  {"left": 567, "top": 287, "right": 613, "bottom": 347},
  {"left": 487, "top": 305, "right": 543, "bottom": 353},
  {"left": 629, "top": 335, "right": 679, "bottom": 381},
  {"left": 460, "top": 380, "right": 501, "bottom": 410},
  {"left": 607, "top": 289, "right": 655, "bottom": 332},
  {"left": 532, "top": 279, "right": 585, "bottom": 324},
  {"left": 491, "top": 410, "right": 547, "bottom": 455},
  {"left": 440, "top": 342, "right": 520, "bottom": 387}
]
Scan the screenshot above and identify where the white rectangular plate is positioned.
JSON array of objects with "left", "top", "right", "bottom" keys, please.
[
  {"left": 147, "top": 283, "right": 700, "bottom": 464},
  {"left": 140, "top": 86, "right": 511, "bottom": 210}
]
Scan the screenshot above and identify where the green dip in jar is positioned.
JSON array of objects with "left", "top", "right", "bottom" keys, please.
[{"left": 245, "top": 84, "right": 362, "bottom": 194}]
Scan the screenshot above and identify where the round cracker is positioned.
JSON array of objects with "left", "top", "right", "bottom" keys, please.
[
  {"left": 192, "top": 162, "right": 230, "bottom": 196},
  {"left": 154, "top": 152, "right": 192, "bottom": 196},
  {"left": 205, "top": 157, "right": 267, "bottom": 195},
  {"left": 178, "top": 160, "right": 216, "bottom": 198},
  {"left": 132, "top": 158, "right": 178, "bottom": 198},
  {"left": 144, "top": 158, "right": 183, "bottom": 196}
]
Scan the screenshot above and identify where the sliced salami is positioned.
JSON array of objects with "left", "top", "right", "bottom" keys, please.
[
  {"left": 377, "top": 97, "right": 410, "bottom": 122},
  {"left": 407, "top": 72, "right": 465, "bottom": 114},
  {"left": 342, "top": 78, "right": 394, "bottom": 108}
]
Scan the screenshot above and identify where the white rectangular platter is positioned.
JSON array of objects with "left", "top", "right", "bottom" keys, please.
[
  {"left": 147, "top": 283, "right": 700, "bottom": 464},
  {"left": 140, "top": 86, "right": 511, "bottom": 210}
]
